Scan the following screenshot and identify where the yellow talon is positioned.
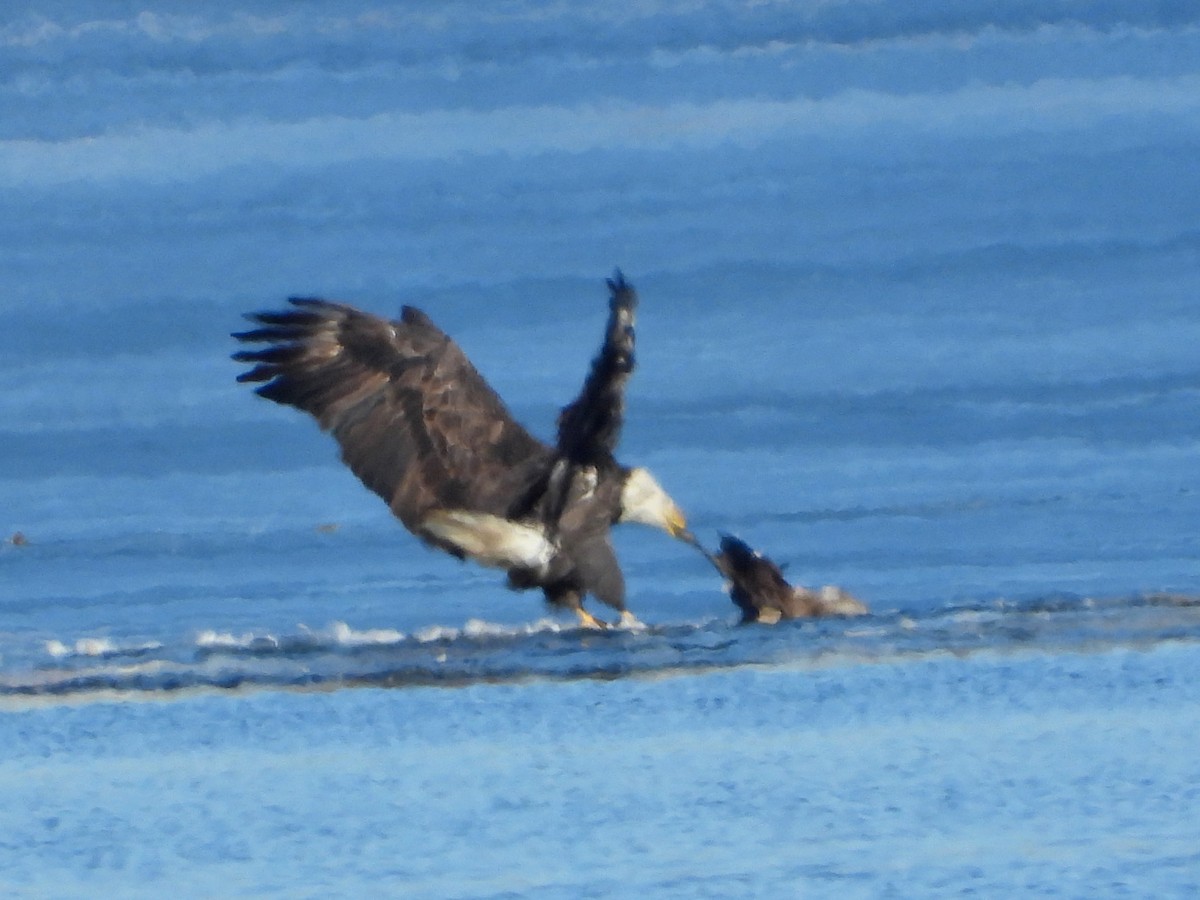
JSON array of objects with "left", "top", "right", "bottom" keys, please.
[
  {"left": 617, "top": 611, "right": 646, "bottom": 631},
  {"left": 575, "top": 609, "right": 607, "bottom": 630}
]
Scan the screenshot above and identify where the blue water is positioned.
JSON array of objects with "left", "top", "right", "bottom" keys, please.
[{"left": 3, "top": 2, "right": 1199, "bottom": 896}]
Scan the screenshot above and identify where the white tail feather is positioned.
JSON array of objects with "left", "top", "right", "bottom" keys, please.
[{"left": 422, "top": 510, "right": 555, "bottom": 572}]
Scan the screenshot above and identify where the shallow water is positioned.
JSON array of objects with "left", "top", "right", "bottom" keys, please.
[
  {"left": 4, "top": 594, "right": 1200, "bottom": 703},
  {"left": 2, "top": 1, "right": 1199, "bottom": 896},
  {"left": 5, "top": 644, "right": 1200, "bottom": 896}
]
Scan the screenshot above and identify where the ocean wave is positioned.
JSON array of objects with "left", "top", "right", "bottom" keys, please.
[
  {"left": 4, "top": 4, "right": 1195, "bottom": 73},
  {"left": 193, "top": 616, "right": 579, "bottom": 657},
  {"left": 5, "top": 71, "right": 1198, "bottom": 187},
  {"left": 43, "top": 636, "right": 163, "bottom": 660},
  {"left": 4, "top": 594, "right": 1197, "bottom": 705}
]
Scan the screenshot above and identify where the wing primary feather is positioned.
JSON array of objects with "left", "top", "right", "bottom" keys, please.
[
  {"left": 400, "top": 305, "right": 438, "bottom": 328},
  {"left": 233, "top": 296, "right": 553, "bottom": 530},
  {"left": 556, "top": 270, "right": 638, "bottom": 462},
  {"left": 232, "top": 325, "right": 304, "bottom": 343},
  {"left": 230, "top": 345, "right": 303, "bottom": 366},
  {"left": 234, "top": 365, "right": 277, "bottom": 384},
  {"left": 242, "top": 310, "right": 326, "bottom": 328}
]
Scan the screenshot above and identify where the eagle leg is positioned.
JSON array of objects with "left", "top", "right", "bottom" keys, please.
[{"left": 545, "top": 585, "right": 607, "bottom": 630}]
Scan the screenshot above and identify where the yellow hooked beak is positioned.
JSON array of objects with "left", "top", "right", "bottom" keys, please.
[{"left": 665, "top": 504, "right": 688, "bottom": 539}]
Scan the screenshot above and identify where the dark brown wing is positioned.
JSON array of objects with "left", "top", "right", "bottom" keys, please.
[
  {"left": 555, "top": 271, "right": 637, "bottom": 464},
  {"left": 233, "top": 299, "right": 553, "bottom": 531}
]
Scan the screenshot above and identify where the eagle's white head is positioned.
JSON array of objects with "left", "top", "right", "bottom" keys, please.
[{"left": 619, "top": 467, "right": 688, "bottom": 537}]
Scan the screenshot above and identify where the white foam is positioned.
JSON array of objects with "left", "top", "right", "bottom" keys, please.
[
  {"left": 188, "top": 616, "right": 573, "bottom": 654},
  {"left": 520, "top": 617, "right": 567, "bottom": 635},
  {"left": 614, "top": 612, "right": 649, "bottom": 633},
  {"left": 461, "top": 619, "right": 505, "bottom": 639},
  {"left": 412, "top": 624, "right": 461, "bottom": 643},
  {"left": 76, "top": 637, "right": 117, "bottom": 656},
  {"left": 195, "top": 629, "right": 279, "bottom": 650},
  {"left": 411, "top": 617, "right": 570, "bottom": 643},
  {"left": 44, "top": 636, "right": 161, "bottom": 659},
  {"left": 326, "top": 621, "right": 405, "bottom": 647},
  {"left": 462, "top": 617, "right": 564, "bottom": 639}
]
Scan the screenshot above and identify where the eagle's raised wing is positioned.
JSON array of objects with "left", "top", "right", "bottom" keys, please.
[
  {"left": 233, "top": 299, "right": 552, "bottom": 532},
  {"left": 555, "top": 271, "right": 638, "bottom": 464}
]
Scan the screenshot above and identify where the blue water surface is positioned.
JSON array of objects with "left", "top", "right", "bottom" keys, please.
[{"left": 2, "top": 1, "right": 1199, "bottom": 896}]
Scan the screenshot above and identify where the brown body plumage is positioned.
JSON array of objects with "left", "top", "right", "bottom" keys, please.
[{"left": 712, "top": 534, "right": 868, "bottom": 624}]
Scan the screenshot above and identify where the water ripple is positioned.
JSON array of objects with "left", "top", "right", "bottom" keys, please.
[{"left": 4, "top": 594, "right": 1197, "bottom": 705}]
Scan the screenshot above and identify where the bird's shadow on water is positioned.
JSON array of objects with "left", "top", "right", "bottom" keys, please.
[{"left": 5, "top": 593, "right": 1200, "bottom": 702}]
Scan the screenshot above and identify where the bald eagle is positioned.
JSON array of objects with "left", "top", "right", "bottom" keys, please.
[{"left": 233, "top": 273, "right": 688, "bottom": 628}]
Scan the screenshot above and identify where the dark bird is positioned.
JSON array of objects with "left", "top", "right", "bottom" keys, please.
[
  {"left": 232, "top": 272, "right": 688, "bottom": 628},
  {"left": 706, "top": 534, "right": 868, "bottom": 624}
]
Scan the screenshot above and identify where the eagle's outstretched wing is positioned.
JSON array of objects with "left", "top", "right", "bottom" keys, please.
[
  {"left": 555, "top": 271, "right": 638, "bottom": 464},
  {"left": 233, "top": 299, "right": 552, "bottom": 532}
]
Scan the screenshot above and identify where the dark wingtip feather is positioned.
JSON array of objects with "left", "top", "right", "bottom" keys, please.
[
  {"left": 231, "top": 327, "right": 270, "bottom": 343},
  {"left": 232, "top": 325, "right": 309, "bottom": 344},
  {"left": 254, "top": 379, "right": 294, "bottom": 402},
  {"left": 231, "top": 346, "right": 302, "bottom": 365},
  {"left": 400, "top": 305, "right": 435, "bottom": 327},
  {"left": 606, "top": 269, "right": 637, "bottom": 311},
  {"left": 244, "top": 309, "right": 326, "bottom": 328},
  {"left": 236, "top": 365, "right": 278, "bottom": 384}
]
